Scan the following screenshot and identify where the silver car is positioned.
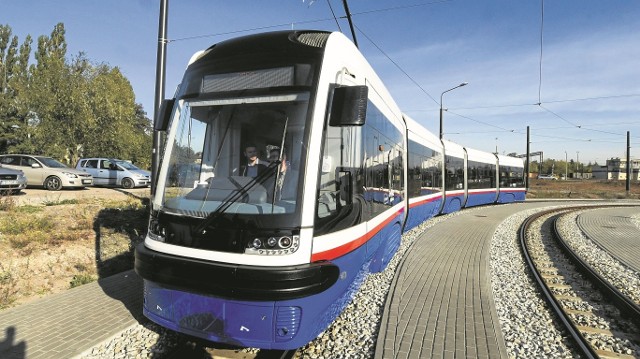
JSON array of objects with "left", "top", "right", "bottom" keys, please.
[
  {"left": 0, "top": 154, "right": 93, "bottom": 191},
  {"left": 76, "top": 158, "right": 150, "bottom": 188},
  {"left": 0, "top": 164, "right": 28, "bottom": 194}
]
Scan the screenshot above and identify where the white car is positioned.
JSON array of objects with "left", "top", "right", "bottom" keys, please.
[
  {"left": 0, "top": 154, "right": 93, "bottom": 191},
  {"left": 537, "top": 174, "right": 557, "bottom": 180}
]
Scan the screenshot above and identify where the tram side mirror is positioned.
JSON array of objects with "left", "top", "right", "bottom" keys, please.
[
  {"left": 155, "top": 98, "right": 175, "bottom": 131},
  {"left": 329, "top": 85, "right": 368, "bottom": 127}
]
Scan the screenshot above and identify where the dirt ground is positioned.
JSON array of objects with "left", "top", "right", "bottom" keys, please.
[
  {"left": 527, "top": 178, "right": 640, "bottom": 199},
  {"left": 0, "top": 186, "right": 150, "bottom": 309}
]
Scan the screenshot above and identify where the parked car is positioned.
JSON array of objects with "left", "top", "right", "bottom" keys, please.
[
  {"left": 0, "top": 154, "right": 93, "bottom": 190},
  {"left": 0, "top": 164, "right": 28, "bottom": 194},
  {"left": 537, "top": 174, "right": 557, "bottom": 180},
  {"left": 76, "top": 158, "right": 150, "bottom": 188}
]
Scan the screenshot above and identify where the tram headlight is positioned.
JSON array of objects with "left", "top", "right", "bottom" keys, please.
[
  {"left": 245, "top": 235, "right": 300, "bottom": 255},
  {"left": 148, "top": 218, "right": 166, "bottom": 242},
  {"left": 279, "top": 236, "right": 292, "bottom": 248}
]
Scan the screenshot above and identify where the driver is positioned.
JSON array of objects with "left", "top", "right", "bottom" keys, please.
[{"left": 240, "top": 145, "right": 267, "bottom": 178}]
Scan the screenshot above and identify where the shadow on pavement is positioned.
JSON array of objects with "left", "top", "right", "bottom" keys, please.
[{"left": 0, "top": 327, "right": 25, "bottom": 359}]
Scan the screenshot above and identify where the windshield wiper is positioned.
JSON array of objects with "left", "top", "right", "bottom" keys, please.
[{"left": 193, "top": 161, "right": 280, "bottom": 235}]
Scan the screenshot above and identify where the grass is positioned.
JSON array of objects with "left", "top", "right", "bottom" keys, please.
[
  {"left": 42, "top": 198, "right": 79, "bottom": 206},
  {"left": 0, "top": 262, "right": 20, "bottom": 309},
  {"left": 14, "top": 205, "right": 43, "bottom": 214},
  {"left": 1, "top": 216, "right": 56, "bottom": 235}
]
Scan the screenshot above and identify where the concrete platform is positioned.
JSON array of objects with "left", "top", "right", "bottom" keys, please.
[
  {"left": 0, "top": 271, "right": 143, "bottom": 359},
  {"left": 576, "top": 206, "right": 640, "bottom": 272}
]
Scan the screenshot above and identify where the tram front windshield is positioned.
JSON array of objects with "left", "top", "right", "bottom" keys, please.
[{"left": 158, "top": 93, "right": 309, "bottom": 217}]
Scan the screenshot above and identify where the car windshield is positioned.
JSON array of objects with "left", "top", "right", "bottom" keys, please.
[
  {"left": 157, "top": 92, "right": 309, "bottom": 217},
  {"left": 115, "top": 161, "right": 141, "bottom": 170},
  {"left": 37, "top": 157, "right": 68, "bottom": 168}
]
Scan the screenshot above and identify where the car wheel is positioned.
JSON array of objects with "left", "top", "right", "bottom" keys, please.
[
  {"left": 44, "top": 176, "right": 63, "bottom": 191},
  {"left": 121, "top": 178, "right": 134, "bottom": 189}
]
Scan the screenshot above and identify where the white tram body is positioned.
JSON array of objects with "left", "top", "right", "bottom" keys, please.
[{"left": 135, "top": 30, "right": 525, "bottom": 350}]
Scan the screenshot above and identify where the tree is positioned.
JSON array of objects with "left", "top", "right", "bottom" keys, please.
[
  {"left": 0, "top": 22, "right": 153, "bottom": 167},
  {"left": 28, "top": 25, "right": 93, "bottom": 164},
  {"left": 0, "top": 24, "right": 32, "bottom": 154},
  {"left": 84, "top": 65, "right": 152, "bottom": 168}
]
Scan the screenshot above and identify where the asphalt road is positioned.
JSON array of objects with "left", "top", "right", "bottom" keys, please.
[{"left": 9, "top": 186, "right": 151, "bottom": 206}]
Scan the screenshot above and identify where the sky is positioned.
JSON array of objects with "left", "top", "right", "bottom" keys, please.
[{"left": 2, "top": 0, "right": 639, "bottom": 165}]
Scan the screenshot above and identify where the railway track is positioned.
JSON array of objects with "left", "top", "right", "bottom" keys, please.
[{"left": 520, "top": 205, "right": 640, "bottom": 358}]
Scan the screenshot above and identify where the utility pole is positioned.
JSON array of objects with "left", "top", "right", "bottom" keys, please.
[
  {"left": 151, "top": 0, "right": 169, "bottom": 196},
  {"left": 525, "top": 126, "right": 530, "bottom": 190},
  {"left": 626, "top": 131, "right": 631, "bottom": 194}
]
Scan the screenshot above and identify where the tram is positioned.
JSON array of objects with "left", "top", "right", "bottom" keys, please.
[{"left": 134, "top": 30, "right": 526, "bottom": 350}]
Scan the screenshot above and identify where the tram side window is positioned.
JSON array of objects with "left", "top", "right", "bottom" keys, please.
[
  {"left": 445, "top": 155, "right": 464, "bottom": 190},
  {"left": 407, "top": 140, "right": 422, "bottom": 197},
  {"left": 408, "top": 140, "right": 442, "bottom": 197},
  {"left": 423, "top": 148, "right": 442, "bottom": 195},
  {"left": 500, "top": 165, "right": 525, "bottom": 188},
  {"left": 363, "top": 103, "right": 403, "bottom": 218},
  {"left": 467, "top": 160, "right": 495, "bottom": 189},
  {"left": 317, "top": 124, "right": 363, "bottom": 216},
  {"left": 315, "top": 99, "right": 403, "bottom": 235}
]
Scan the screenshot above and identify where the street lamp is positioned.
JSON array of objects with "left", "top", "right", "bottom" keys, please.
[{"left": 439, "top": 82, "right": 468, "bottom": 139}]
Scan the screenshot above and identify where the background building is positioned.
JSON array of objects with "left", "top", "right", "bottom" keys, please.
[{"left": 592, "top": 158, "right": 640, "bottom": 181}]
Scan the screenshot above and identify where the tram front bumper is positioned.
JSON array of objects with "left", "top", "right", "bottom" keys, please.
[{"left": 134, "top": 242, "right": 340, "bottom": 301}]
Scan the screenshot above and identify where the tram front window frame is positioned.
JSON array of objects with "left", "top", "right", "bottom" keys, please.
[{"left": 155, "top": 92, "right": 311, "bottom": 220}]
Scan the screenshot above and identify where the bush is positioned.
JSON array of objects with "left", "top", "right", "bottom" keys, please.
[
  {"left": 0, "top": 195, "right": 16, "bottom": 212},
  {"left": 69, "top": 273, "right": 96, "bottom": 288}
]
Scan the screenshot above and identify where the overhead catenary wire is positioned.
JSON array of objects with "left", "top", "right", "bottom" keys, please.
[
  {"left": 326, "top": 0, "right": 342, "bottom": 32},
  {"left": 447, "top": 110, "right": 515, "bottom": 132},
  {"left": 350, "top": 0, "right": 633, "bottom": 148},
  {"left": 354, "top": 24, "right": 438, "bottom": 105},
  {"left": 167, "top": 1, "right": 449, "bottom": 43},
  {"left": 162, "top": 1, "right": 636, "bottom": 158}
]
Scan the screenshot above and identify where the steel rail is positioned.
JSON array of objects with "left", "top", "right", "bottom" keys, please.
[
  {"left": 518, "top": 207, "right": 599, "bottom": 359},
  {"left": 552, "top": 212, "right": 640, "bottom": 329}
]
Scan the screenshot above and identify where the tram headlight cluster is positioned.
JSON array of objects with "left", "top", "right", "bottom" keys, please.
[
  {"left": 246, "top": 235, "right": 299, "bottom": 255},
  {"left": 148, "top": 218, "right": 167, "bottom": 242}
]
